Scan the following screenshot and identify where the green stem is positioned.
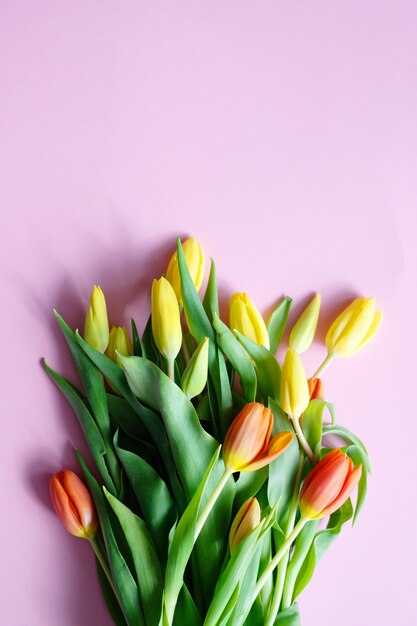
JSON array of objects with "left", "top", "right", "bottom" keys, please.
[
  {"left": 281, "top": 520, "right": 318, "bottom": 609},
  {"left": 194, "top": 468, "right": 232, "bottom": 539},
  {"left": 312, "top": 352, "right": 335, "bottom": 379},
  {"left": 292, "top": 417, "right": 314, "bottom": 464},
  {"left": 90, "top": 537, "right": 118, "bottom": 600},
  {"left": 167, "top": 358, "right": 175, "bottom": 381},
  {"left": 181, "top": 335, "right": 191, "bottom": 364},
  {"left": 254, "top": 518, "right": 308, "bottom": 601},
  {"left": 264, "top": 456, "right": 305, "bottom": 626}
]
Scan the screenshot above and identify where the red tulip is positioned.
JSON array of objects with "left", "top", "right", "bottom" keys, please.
[
  {"left": 222, "top": 402, "right": 293, "bottom": 472},
  {"left": 308, "top": 377, "right": 325, "bottom": 400},
  {"left": 50, "top": 469, "right": 98, "bottom": 539},
  {"left": 300, "top": 449, "right": 362, "bottom": 520}
]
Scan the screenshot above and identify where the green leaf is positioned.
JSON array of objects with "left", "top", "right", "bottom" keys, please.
[
  {"left": 267, "top": 399, "right": 299, "bottom": 514},
  {"left": 96, "top": 557, "right": 127, "bottom": 626},
  {"left": 346, "top": 444, "right": 368, "bottom": 523},
  {"left": 274, "top": 603, "right": 301, "bottom": 626},
  {"left": 104, "top": 489, "right": 164, "bottom": 626},
  {"left": 43, "top": 361, "right": 116, "bottom": 494},
  {"left": 226, "top": 543, "right": 263, "bottom": 626},
  {"left": 235, "top": 332, "right": 281, "bottom": 403},
  {"left": 177, "top": 239, "right": 233, "bottom": 434},
  {"left": 291, "top": 500, "right": 353, "bottom": 601},
  {"left": 204, "top": 524, "right": 266, "bottom": 626},
  {"left": 213, "top": 313, "right": 257, "bottom": 402},
  {"left": 115, "top": 440, "right": 177, "bottom": 563},
  {"left": 164, "top": 447, "right": 222, "bottom": 624},
  {"left": 131, "top": 318, "right": 142, "bottom": 357},
  {"left": 300, "top": 400, "right": 334, "bottom": 462},
  {"left": 118, "top": 355, "right": 217, "bottom": 497},
  {"left": 322, "top": 424, "right": 371, "bottom": 471},
  {"left": 267, "top": 297, "right": 292, "bottom": 354},
  {"left": 107, "top": 394, "right": 151, "bottom": 442},
  {"left": 202, "top": 259, "right": 220, "bottom": 323},
  {"left": 141, "top": 315, "right": 160, "bottom": 364},
  {"left": 74, "top": 333, "right": 185, "bottom": 507},
  {"left": 174, "top": 586, "right": 203, "bottom": 626},
  {"left": 76, "top": 451, "right": 144, "bottom": 626},
  {"left": 234, "top": 468, "right": 268, "bottom": 511},
  {"left": 54, "top": 311, "right": 121, "bottom": 490}
]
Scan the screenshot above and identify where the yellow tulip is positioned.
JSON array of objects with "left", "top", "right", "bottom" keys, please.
[
  {"left": 106, "top": 326, "right": 133, "bottom": 366},
  {"left": 326, "top": 297, "right": 382, "bottom": 358},
  {"left": 166, "top": 237, "right": 205, "bottom": 304},
  {"left": 280, "top": 349, "right": 310, "bottom": 420},
  {"left": 229, "top": 498, "right": 261, "bottom": 554},
  {"left": 151, "top": 277, "right": 182, "bottom": 366},
  {"left": 289, "top": 294, "right": 321, "bottom": 353},
  {"left": 230, "top": 293, "right": 270, "bottom": 349},
  {"left": 84, "top": 285, "right": 109, "bottom": 353},
  {"left": 181, "top": 337, "right": 209, "bottom": 399}
]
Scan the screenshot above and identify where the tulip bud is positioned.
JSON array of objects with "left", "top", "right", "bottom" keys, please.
[
  {"left": 230, "top": 293, "right": 270, "bottom": 349},
  {"left": 50, "top": 469, "right": 98, "bottom": 539},
  {"left": 84, "top": 285, "right": 109, "bottom": 353},
  {"left": 308, "top": 377, "right": 325, "bottom": 400},
  {"left": 223, "top": 402, "right": 293, "bottom": 472},
  {"left": 300, "top": 449, "right": 362, "bottom": 520},
  {"left": 280, "top": 349, "right": 310, "bottom": 419},
  {"left": 326, "top": 297, "right": 382, "bottom": 358},
  {"left": 229, "top": 498, "right": 261, "bottom": 554},
  {"left": 151, "top": 277, "right": 182, "bottom": 362},
  {"left": 166, "top": 237, "right": 205, "bottom": 304},
  {"left": 181, "top": 337, "right": 209, "bottom": 399},
  {"left": 289, "top": 294, "right": 321, "bottom": 354},
  {"left": 106, "top": 326, "right": 133, "bottom": 365}
]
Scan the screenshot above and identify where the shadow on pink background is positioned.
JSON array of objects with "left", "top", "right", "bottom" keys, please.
[{"left": 1, "top": 1, "right": 416, "bottom": 625}]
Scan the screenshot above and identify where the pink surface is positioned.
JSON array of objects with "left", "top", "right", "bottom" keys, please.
[{"left": 1, "top": 1, "right": 416, "bottom": 624}]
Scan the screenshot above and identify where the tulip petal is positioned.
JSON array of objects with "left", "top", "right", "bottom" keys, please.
[
  {"left": 320, "top": 463, "right": 362, "bottom": 518},
  {"left": 243, "top": 431, "right": 294, "bottom": 472},
  {"left": 349, "top": 311, "right": 382, "bottom": 355},
  {"left": 300, "top": 452, "right": 350, "bottom": 519}
]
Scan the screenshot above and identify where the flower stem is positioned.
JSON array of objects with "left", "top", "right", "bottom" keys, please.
[
  {"left": 254, "top": 517, "right": 308, "bottom": 601},
  {"left": 90, "top": 537, "right": 118, "bottom": 600},
  {"left": 264, "top": 456, "right": 305, "bottom": 626},
  {"left": 194, "top": 468, "right": 232, "bottom": 539},
  {"left": 312, "top": 352, "right": 335, "bottom": 379},
  {"left": 167, "top": 358, "right": 175, "bottom": 381},
  {"left": 292, "top": 417, "right": 314, "bottom": 464}
]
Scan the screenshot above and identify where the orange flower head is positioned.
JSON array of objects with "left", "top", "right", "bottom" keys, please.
[
  {"left": 300, "top": 449, "right": 362, "bottom": 520},
  {"left": 50, "top": 469, "right": 98, "bottom": 539},
  {"left": 222, "top": 402, "right": 294, "bottom": 472},
  {"left": 308, "top": 377, "right": 325, "bottom": 400},
  {"left": 229, "top": 498, "right": 261, "bottom": 554}
]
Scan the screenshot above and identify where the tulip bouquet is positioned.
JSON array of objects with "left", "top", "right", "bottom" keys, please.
[{"left": 44, "top": 237, "right": 381, "bottom": 626}]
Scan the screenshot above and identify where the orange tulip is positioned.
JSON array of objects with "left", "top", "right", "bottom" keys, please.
[
  {"left": 222, "top": 402, "right": 294, "bottom": 472},
  {"left": 308, "top": 377, "right": 325, "bottom": 400},
  {"left": 50, "top": 469, "right": 98, "bottom": 539},
  {"left": 229, "top": 498, "right": 261, "bottom": 554},
  {"left": 300, "top": 449, "right": 362, "bottom": 520}
]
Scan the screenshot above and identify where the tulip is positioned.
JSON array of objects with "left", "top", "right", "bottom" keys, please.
[
  {"left": 222, "top": 402, "right": 293, "bottom": 472},
  {"left": 181, "top": 337, "right": 209, "bottom": 399},
  {"left": 230, "top": 293, "right": 270, "bottom": 349},
  {"left": 151, "top": 277, "right": 182, "bottom": 376},
  {"left": 229, "top": 498, "right": 261, "bottom": 554},
  {"left": 289, "top": 294, "right": 321, "bottom": 354},
  {"left": 300, "top": 449, "right": 362, "bottom": 520},
  {"left": 280, "top": 349, "right": 310, "bottom": 420},
  {"left": 106, "top": 326, "right": 133, "bottom": 365},
  {"left": 84, "top": 285, "right": 109, "bottom": 353},
  {"left": 50, "top": 469, "right": 98, "bottom": 539},
  {"left": 326, "top": 296, "right": 382, "bottom": 358},
  {"left": 308, "top": 377, "right": 325, "bottom": 400},
  {"left": 166, "top": 237, "right": 205, "bottom": 304}
]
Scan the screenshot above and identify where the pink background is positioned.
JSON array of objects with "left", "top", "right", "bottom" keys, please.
[{"left": 1, "top": 1, "right": 416, "bottom": 624}]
